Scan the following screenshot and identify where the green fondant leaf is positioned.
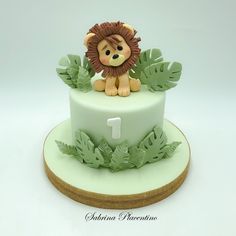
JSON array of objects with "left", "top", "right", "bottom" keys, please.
[
  {"left": 66, "top": 67, "right": 78, "bottom": 79},
  {"left": 55, "top": 140, "right": 83, "bottom": 163},
  {"left": 55, "top": 140, "right": 77, "bottom": 155},
  {"left": 129, "top": 146, "right": 146, "bottom": 168},
  {"left": 130, "top": 49, "right": 163, "bottom": 79},
  {"left": 141, "top": 62, "right": 182, "bottom": 92},
  {"left": 58, "top": 57, "right": 70, "bottom": 67},
  {"left": 67, "top": 54, "right": 81, "bottom": 67},
  {"left": 98, "top": 139, "right": 113, "bottom": 167},
  {"left": 56, "top": 68, "right": 76, "bottom": 88},
  {"left": 83, "top": 56, "right": 95, "bottom": 78},
  {"left": 56, "top": 54, "right": 95, "bottom": 91},
  {"left": 75, "top": 130, "right": 104, "bottom": 168},
  {"left": 77, "top": 66, "right": 92, "bottom": 92},
  {"left": 163, "top": 142, "right": 181, "bottom": 159},
  {"left": 110, "top": 142, "right": 133, "bottom": 171},
  {"left": 139, "top": 126, "right": 167, "bottom": 163}
]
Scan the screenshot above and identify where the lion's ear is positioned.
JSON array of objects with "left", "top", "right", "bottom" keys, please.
[
  {"left": 84, "top": 33, "right": 96, "bottom": 48},
  {"left": 123, "top": 23, "right": 135, "bottom": 36}
]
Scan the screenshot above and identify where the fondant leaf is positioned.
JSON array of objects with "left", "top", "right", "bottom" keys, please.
[
  {"left": 66, "top": 67, "right": 78, "bottom": 79},
  {"left": 139, "top": 126, "right": 167, "bottom": 163},
  {"left": 56, "top": 68, "right": 76, "bottom": 88},
  {"left": 98, "top": 139, "right": 113, "bottom": 167},
  {"left": 58, "top": 57, "right": 70, "bottom": 67},
  {"left": 77, "top": 67, "right": 92, "bottom": 92},
  {"left": 130, "top": 49, "right": 163, "bottom": 79},
  {"left": 141, "top": 62, "right": 182, "bottom": 92},
  {"left": 163, "top": 142, "right": 181, "bottom": 159},
  {"left": 75, "top": 130, "right": 104, "bottom": 168},
  {"left": 67, "top": 54, "right": 81, "bottom": 67},
  {"left": 129, "top": 146, "right": 146, "bottom": 168},
  {"left": 55, "top": 140, "right": 83, "bottom": 162},
  {"left": 83, "top": 56, "right": 95, "bottom": 78},
  {"left": 110, "top": 141, "right": 133, "bottom": 171},
  {"left": 55, "top": 140, "right": 78, "bottom": 155},
  {"left": 56, "top": 54, "right": 95, "bottom": 91}
]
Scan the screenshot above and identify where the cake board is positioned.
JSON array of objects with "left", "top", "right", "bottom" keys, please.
[{"left": 43, "top": 119, "right": 190, "bottom": 209}]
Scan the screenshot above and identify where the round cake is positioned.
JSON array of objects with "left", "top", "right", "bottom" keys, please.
[{"left": 43, "top": 21, "right": 189, "bottom": 208}]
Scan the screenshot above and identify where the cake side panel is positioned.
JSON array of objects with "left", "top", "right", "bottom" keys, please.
[{"left": 69, "top": 88, "right": 165, "bottom": 147}]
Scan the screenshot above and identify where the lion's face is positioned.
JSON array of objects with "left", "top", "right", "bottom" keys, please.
[
  {"left": 84, "top": 22, "right": 141, "bottom": 77},
  {"left": 97, "top": 34, "right": 131, "bottom": 67}
]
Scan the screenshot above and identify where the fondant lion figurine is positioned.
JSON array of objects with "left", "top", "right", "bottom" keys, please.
[{"left": 84, "top": 21, "right": 141, "bottom": 97}]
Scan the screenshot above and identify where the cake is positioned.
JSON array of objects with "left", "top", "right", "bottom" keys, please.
[{"left": 44, "top": 21, "right": 190, "bottom": 208}]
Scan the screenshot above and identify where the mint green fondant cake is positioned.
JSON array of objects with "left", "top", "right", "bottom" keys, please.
[
  {"left": 55, "top": 21, "right": 182, "bottom": 172},
  {"left": 70, "top": 85, "right": 165, "bottom": 147}
]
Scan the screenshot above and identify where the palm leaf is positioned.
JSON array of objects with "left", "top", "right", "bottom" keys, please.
[
  {"left": 163, "top": 142, "right": 181, "bottom": 159},
  {"left": 56, "top": 54, "right": 95, "bottom": 91},
  {"left": 55, "top": 140, "right": 83, "bottom": 162},
  {"left": 141, "top": 62, "right": 182, "bottom": 91},
  {"left": 58, "top": 57, "right": 70, "bottom": 67},
  {"left": 77, "top": 67, "right": 92, "bottom": 92},
  {"left": 98, "top": 139, "right": 113, "bottom": 167},
  {"left": 110, "top": 142, "right": 133, "bottom": 171},
  {"left": 67, "top": 54, "right": 81, "bottom": 67},
  {"left": 56, "top": 68, "right": 76, "bottom": 88},
  {"left": 139, "top": 126, "right": 167, "bottom": 163},
  {"left": 129, "top": 146, "right": 146, "bottom": 168},
  {"left": 83, "top": 56, "right": 95, "bottom": 78},
  {"left": 75, "top": 130, "right": 104, "bottom": 168},
  {"left": 129, "top": 49, "right": 163, "bottom": 79}
]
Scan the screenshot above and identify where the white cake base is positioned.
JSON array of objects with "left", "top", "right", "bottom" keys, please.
[{"left": 43, "top": 119, "right": 190, "bottom": 209}]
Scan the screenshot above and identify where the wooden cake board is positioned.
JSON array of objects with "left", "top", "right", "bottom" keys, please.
[{"left": 43, "top": 120, "right": 190, "bottom": 209}]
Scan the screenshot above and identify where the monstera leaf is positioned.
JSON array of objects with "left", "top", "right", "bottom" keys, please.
[
  {"left": 77, "top": 67, "right": 92, "bottom": 92},
  {"left": 56, "top": 54, "right": 95, "bottom": 91},
  {"left": 83, "top": 56, "right": 95, "bottom": 78},
  {"left": 98, "top": 139, "right": 113, "bottom": 167},
  {"left": 129, "top": 146, "right": 146, "bottom": 168},
  {"left": 139, "top": 126, "right": 167, "bottom": 163},
  {"left": 55, "top": 140, "right": 83, "bottom": 162},
  {"left": 130, "top": 49, "right": 163, "bottom": 79},
  {"left": 141, "top": 62, "right": 182, "bottom": 92},
  {"left": 110, "top": 142, "right": 133, "bottom": 171},
  {"left": 75, "top": 130, "right": 104, "bottom": 168},
  {"left": 56, "top": 68, "right": 76, "bottom": 88},
  {"left": 163, "top": 142, "right": 181, "bottom": 159},
  {"left": 55, "top": 140, "right": 77, "bottom": 156},
  {"left": 67, "top": 54, "right": 81, "bottom": 67}
]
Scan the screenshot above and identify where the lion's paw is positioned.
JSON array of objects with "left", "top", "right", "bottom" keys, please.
[
  {"left": 105, "top": 87, "right": 118, "bottom": 96},
  {"left": 94, "top": 79, "right": 105, "bottom": 91},
  {"left": 130, "top": 79, "right": 141, "bottom": 92},
  {"left": 118, "top": 87, "right": 130, "bottom": 97}
]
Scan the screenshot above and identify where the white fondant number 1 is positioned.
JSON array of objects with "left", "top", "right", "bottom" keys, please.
[{"left": 107, "top": 117, "right": 121, "bottom": 139}]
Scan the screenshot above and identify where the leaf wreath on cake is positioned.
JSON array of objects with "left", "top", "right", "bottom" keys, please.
[{"left": 55, "top": 126, "right": 181, "bottom": 172}]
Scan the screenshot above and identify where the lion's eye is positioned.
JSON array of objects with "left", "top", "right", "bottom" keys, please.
[
  {"left": 117, "top": 45, "right": 123, "bottom": 51},
  {"left": 105, "top": 50, "right": 110, "bottom": 56}
]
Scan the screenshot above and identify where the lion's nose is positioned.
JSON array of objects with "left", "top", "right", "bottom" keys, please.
[{"left": 112, "top": 54, "right": 119, "bottom": 59}]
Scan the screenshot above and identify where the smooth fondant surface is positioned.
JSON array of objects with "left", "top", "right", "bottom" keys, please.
[
  {"left": 70, "top": 85, "right": 165, "bottom": 147},
  {"left": 44, "top": 119, "right": 190, "bottom": 195}
]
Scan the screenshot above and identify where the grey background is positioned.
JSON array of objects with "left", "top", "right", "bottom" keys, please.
[{"left": 0, "top": 0, "right": 236, "bottom": 235}]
